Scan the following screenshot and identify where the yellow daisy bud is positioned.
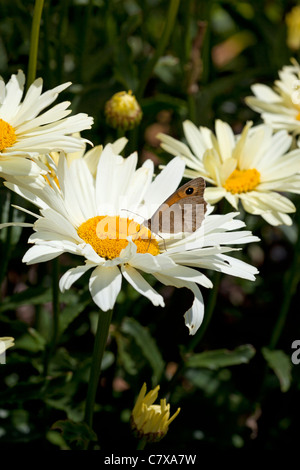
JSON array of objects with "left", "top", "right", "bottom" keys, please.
[
  {"left": 131, "top": 383, "right": 180, "bottom": 443},
  {"left": 286, "top": 6, "right": 300, "bottom": 50},
  {"left": 105, "top": 91, "right": 142, "bottom": 131}
]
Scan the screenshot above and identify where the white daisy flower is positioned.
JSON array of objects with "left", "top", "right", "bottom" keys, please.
[
  {"left": 0, "top": 70, "right": 93, "bottom": 178},
  {"left": 1, "top": 145, "right": 259, "bottom": 336},
  {"left": 245, "top": 60, "right": 300, "bottom": 135},
  {"left": 158, "top": 120, "right": 300, "bottom": 226}
]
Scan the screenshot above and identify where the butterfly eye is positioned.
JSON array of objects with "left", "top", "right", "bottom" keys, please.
[{"left": 185, "top": 187, "right": 194, "bottom": 195}]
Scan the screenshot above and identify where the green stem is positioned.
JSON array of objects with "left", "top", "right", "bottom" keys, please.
[
  {"left": 0, "top": 192, "right": 14, "bottom": 294},
  {"left": 84, "top": 309, "right": 113, "bottom": 430},
  {"left": 136, "top": 437, "right": 147, "bottom": 450},
  {"left": 183, "top": 0, "right": 196, "bottom": 122},
  {"left": 56, "top": 0, "right": 70, "bottom": 84},
  {"left": 117, "top": 128, "right": 125, "bottom": 139},
  {"left": 43, "top": 0, "right": 53, "bottom": 88},
  {"left": 77, "top": 0, "right": 94, "bottom": 83},
  {"left": 50, "top": 258, "right": 60, "bottom": 351},
  {"left": 42, "top": 258, "right": 60, "bottom": 377},
  {"left": 269, "top": 218, "right": 300, "bottom": 349},
  {"left": 27, "top": 0, "right": 45, "bottom": 89},
  {"left": 136, "top": 0, "right": 180, "bottom": 98}
]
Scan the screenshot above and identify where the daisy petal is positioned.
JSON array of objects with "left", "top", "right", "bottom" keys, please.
[
  {"left": 121, "top": 265, "right": 165, "bottom": 307},
  {"left": 89, "top": 265, "right": 122, "bottom": 311},
  {"left": 59, "top": 263, "right": 95, "bottom": 292},
  {"left": 153, "top": 272, "right": 204, "bottom": 335}
]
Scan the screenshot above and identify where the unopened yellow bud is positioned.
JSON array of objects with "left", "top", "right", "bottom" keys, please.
[
  {"left": 286, "top": 6, "right": 300, "bottom": 50},
  {"left": 105, "top": 91, "right": 142, "bottom": 131},
  {"left": 131, "top": 383, "right": 180, "bottom": 443}
]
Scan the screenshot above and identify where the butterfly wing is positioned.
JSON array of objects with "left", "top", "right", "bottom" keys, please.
[{"left": 144, "top": 177, "right": 207, "bottom": 234}]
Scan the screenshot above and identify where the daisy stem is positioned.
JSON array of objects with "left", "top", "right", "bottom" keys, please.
[
  {"left": 27, "top": 0, "right": 45, "bottom": 89},
  {"left": 136, "top": 437, "right": 147, "bottom": 450},
  {"left": 269, "top": 219, "right": 300, "bottom": 349},
  {"left": 42, "top": 258, "right": 60, "bottom": 377},
  {"left": 0, "top": 192, "right": 14, "bottom": 294},
  {"left": 84, "top": 308, "right": 113, "bottom": 431},
  {"left": 136, "top": 0, "right": 180, "bottom": 98},
  {"left": 50, "top": 258, "right": 60, "bottom": 351}
]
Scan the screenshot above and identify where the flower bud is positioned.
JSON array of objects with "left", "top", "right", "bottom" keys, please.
[
  {"left": 131, "top": 383, "right": 180, "bottom": 443},
  {"left": 286, "top": 6, "right": 300, "bottom": 50},
  {"left": 105, "top": 91, "right": 142, "bottom": 131}
]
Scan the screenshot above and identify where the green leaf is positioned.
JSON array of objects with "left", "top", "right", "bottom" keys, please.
[
  {"left": 58, "top": 296, "right": 90, "bottom": 336},
  {"left": 0, "top": 191, "right": 26, "bottom": 245},
  {"left": 262, "top": 347, "right": 292, "bottom": 393},
  {"left": 121, "top": 317, "right": 165, "bottom": 384},
  {"left": 15, "top": 327, "right": 47, "bottom": 352},
  {"left": 46, "top": 430, "right": 70, "bottom": 450},
  {"left": 114, "top": 331, "right": 138, "bottom": 375},
  {"left": 185, "top": 344, "right": 256, "bottom": 370},
  {"left": 51, "top": 419, "right": 97, "bottom": 449},
  {"left": 0, "top": 286, "right": 52, "bottom": 313},
  {"left": 100, "top": 351, "right": 115, "bottom": 370}
]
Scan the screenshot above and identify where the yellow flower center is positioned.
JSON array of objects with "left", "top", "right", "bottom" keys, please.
[
  {"left": 224, "top": 168, "right": 260, "bottom": 194},
  {"left": 0, "top": 119, "right": 17, "bottom": 151},
  {"left": 296, "top": 111, "right": 300, "bottom": 121},
  {"left": 77, "top": 216, "right": 160, "bottom": 260}
]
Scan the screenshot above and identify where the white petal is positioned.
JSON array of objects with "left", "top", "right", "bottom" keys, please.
[
  {"left": 22, "top": 245, "right": 63, "bottom": 264},
  {"left": 157, "top": 265, "right": 213, "bottom": 288},
  {"left": 143, "top": 156, "right": 185, "bottom": 214},
  {"left": 59, "top": 263, "right": 95, "bottom": 292},
  {"left": 215, "top": 119, "right": 235, "bottom": 162},
  {"left": 110, "top": 137, "right": 128, "bottom": 154},
  {"left": 0, "top": 222, "right": 33, "bottom": 229},
  {"left": 204, "top": 186, "right": 226, "bottom": 204},
  {"left": 0, "top": 70, "right": 25, "bottom": 121},
  {"left": 89, "top": 265, "right": 122, "bottom": 311},
  {"left": 121, "top": 265, "right": 165, "bottom": 307},
  {"left": 196, "top": 254, "right": 259, "bottom": 280},
  {"left": 250, "top": 84, "right": 282, "bottom": 102},
  {"left": 261, "top": 211, "right": 293, "bottom": 226},
  {"left": 153, "top": 272, "right": 204, "bottom": 335},
  {"left": 96, "top": 145, "right": 137, "bottom": 213},
  {"left": 183, "top": 120, "right": 207, "bottom": 159},
  {"left": 158, "top": 132, "right": 197, "bottom": 161},
  {"left": 123, "top": 159, "right": 154, "bottom": 215},
  {"left": 224, "top": 192, "right": 239, "bottom": 210},
  {"left": 0, "top": 157, "right": 46, "bottom": 177},
  {"left": 129, "top": 251, "right": 176, "bottom": 273}
]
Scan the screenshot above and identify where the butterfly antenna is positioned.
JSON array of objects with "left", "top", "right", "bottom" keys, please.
[{"left": 120, "top": 208, "right": 143, "bottom": 220}]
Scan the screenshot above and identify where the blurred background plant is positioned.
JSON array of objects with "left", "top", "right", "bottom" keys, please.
[{"left": 0, "top": 0, "right": 300, "bottom": 451}]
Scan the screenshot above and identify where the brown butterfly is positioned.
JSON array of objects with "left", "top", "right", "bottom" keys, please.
[{"left": 142, "top": 177, "right": 207, "bottom": 235}]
